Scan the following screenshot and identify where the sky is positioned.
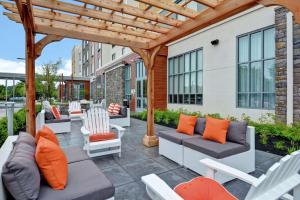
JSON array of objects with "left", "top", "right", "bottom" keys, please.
[{"left": 0, "top": 6, "right": 81, "bottom": 84}]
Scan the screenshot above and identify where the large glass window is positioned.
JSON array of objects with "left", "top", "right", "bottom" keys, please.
[
  {"left": 168, "top": 48, "right": 203, "bottom": 105},
  {"left": 237, "top": 27, "right": 275, "bottom": 109},
  {"left": 124, "top": 65, "right": 131, "bottom": 100}
]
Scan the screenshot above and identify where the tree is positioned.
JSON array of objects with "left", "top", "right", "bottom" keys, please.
[
  {"left": 14, "top": 81, "right": 25, "bottom": 97},
  {"left": 36, "top": 59, "right": 61, "bottom": 102}
]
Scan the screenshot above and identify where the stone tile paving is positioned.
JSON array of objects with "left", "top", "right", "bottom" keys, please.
[{"left": 58, "top": 118, "right": 282, "bottom": 200}]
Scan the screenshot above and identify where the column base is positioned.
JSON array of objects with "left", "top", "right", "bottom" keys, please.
[{"left": 143, "top": 135, "right": 158, "bottom": 147}]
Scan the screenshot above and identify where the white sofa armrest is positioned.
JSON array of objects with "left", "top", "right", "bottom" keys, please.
[
  {"left": 200, "top": 158, "right": 261, "bottom": 186},
  {"left": 110, "top": 123, "right": 125, "bottom": 138},
  {"left": 141, "top": 174, "right": 183, "bottom": 200}
]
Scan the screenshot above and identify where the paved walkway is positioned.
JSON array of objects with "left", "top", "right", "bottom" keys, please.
[{"left": 58, "top": 118, "right": 282, "bottom": 200}]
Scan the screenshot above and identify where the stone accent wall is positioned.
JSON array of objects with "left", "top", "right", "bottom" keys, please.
[
  {"left": 275, "top": 7, "right": 288, "bottom": 123},
  {"left": 106, "top": 66, "right": 125, "bottom": 106},
  {"left": 294, "top": 21, "right": 300, "bottom": 122}
]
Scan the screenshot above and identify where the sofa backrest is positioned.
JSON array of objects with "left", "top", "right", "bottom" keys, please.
[{"left": 0, "top": 136, "right": 18, "bottom": 200}]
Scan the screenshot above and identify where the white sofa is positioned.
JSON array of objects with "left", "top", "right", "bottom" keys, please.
[
  {"left": 36, "top": 110, "right": 71, "bottom": 134},
  {"left": 158, "top": 119, "right": 255, "bottom": 184}
]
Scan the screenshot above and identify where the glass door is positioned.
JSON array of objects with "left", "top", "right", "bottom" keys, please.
[{"left": 136, "top": 61, "right": 147, "bottom": 112}]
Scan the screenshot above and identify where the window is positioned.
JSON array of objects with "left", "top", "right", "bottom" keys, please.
[
  {"left": 168, "top": 48, "right": 203, "bottom": 105},
  {"left": 124, "top": 65, "right": 131, "bottom": 100},
  {"left": 112, "top": 53, "right": 116, "bottom": 60},
  {"left": 122, "top": 47, "right": 126, "bottom": 55},
  {"left": 237, "top": 27, "right": 275, "bottom": 109}
]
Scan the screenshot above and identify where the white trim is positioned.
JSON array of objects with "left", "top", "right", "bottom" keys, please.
[
  {"left": 167, "top": 5, "right": 267, "bottom": 47},
  {"left": 287, "top": 12, "right": 294, "bottom": 125}
]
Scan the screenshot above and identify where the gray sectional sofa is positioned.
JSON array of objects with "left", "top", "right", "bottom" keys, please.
[
  {"left": 0, "top": 133, "right": 114, "bottom": 200},
  {"left": 158, "top": 118, "right": 255, "bottom": 183},
  {"left": 109, "top": 107, "right": 130, "bottom": 127}
]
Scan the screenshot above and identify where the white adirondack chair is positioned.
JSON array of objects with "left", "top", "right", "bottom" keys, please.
[
  {"left": 81, "top": 107, "right": 125, "bottom": 158},
  {"left": 142, "top": 150, "right": 300, "bottom": 200},
  {"left": 68, "top": 101, "right": 83, "bottom": 119}
]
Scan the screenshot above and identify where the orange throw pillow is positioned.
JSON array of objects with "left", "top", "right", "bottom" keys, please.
[
  {"left": 70, "top": 111, "right": 81, "bottom": 114},
  {"left": 89, "top": 132, "right": 117, "bottom": 142},
  {"left": 174, "top": 177, "right": 237, "bottom": 200},
  {"left": 176, "top": 114, "right": 197, "bottom": 135},
  {"left": 35, "top": 137, "right": 68, "bottom": 190},
  {"left": 203, "top": 117, "right": 230, "bottom": 144},
  {"left": 51, "top": 106, "right": 61, "bottom": 119},
  {"left": 35, "top": 125, "right": 59, "bottom": 145}
]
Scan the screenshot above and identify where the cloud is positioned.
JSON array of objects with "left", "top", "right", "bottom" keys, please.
[
  {"left": 0, "top": 58, "right": 72, "bottom": 85},
  {"left": 57, "top": 59, "right": 72, "bottom": 76}
]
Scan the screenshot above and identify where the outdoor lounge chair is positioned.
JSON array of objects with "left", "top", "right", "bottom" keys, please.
[
  {"left": 0, "top": 134, "right": 115, "bottom": 200},
  {"left": 142, "top": 150, "right": 300, "bottom": 200},
  {"left": 68, "top": 101, "right": 83, "bottom": 119},
  {"left": 81, "top": 107, "right": 125, "bottom": 158}
]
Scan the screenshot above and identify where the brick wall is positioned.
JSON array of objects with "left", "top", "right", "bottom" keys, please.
[
  {"left": 106, "top": 67, "right": 125, "bottom": 106},
  {"left": 294, "top": 21, "right": 300, "bottom": 122},
  {"left": 275, "top": 7, "right": 288, "bottom": 123}
]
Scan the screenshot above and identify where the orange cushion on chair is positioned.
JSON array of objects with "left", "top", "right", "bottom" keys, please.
[
  {"left": 174, "top": 177, "right": 237, "bottom": 200},
  {"left": 89, "top": 132, "right": 117, "bottom": 142},
  {"left": 35, "top": 137, "right": 68, "bottom": 190},
  {"left": 51, "top": 106, "right": 61, "bottom": 119},
  {"left": 176, "top": 114, "right": 197, "bottom": 135},
  {"left": 70, "top": 111, "right": 81, "bottom": 114},
  {"left": 203, "top": 116, "right": 230, "bottom": 144},
  {"left": 35, "top": 125, "right": 59, "bottom": 145}
]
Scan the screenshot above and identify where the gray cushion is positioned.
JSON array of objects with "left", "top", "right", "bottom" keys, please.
[
  {"left": 45, "top": 111, "right": 54, "bottom": 120},
  {"left": 194, "top": 118, "right": 206, "bottom": 135},
  {"left": 38, "top": 160, "right": 114, "bottom": 200},
  {"left": 16, "top": 132, "right": 36, "bottom": 147},
  {"left": 119, "top": 107, "right": 127, "bottom": 117},
  {"left": 63, "top": 147, "right": 90, "bottom": 164},
  {"left": 45, "top": 117, "right": 71, "bottom": 124},
  {"left": 227, "top": 121, "right": 248, "bottom": 145},
  {"left": 110, "top": 114, "right": 125, "bottom": 119},
  {"left": 183, "top": 136, "right": 250, "bottom": 159},
  {"left": 158, "top": 130, "right": 201, "bottom": 145},
  {"left": 2, "top": 141, "right": 40, "bottom": 200}
]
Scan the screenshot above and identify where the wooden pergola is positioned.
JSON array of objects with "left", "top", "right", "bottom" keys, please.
[{"left": 0, "top": 0, "right": 299, "bottom": 147}]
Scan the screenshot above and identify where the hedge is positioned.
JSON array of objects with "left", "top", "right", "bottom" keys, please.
[
  {"left": 131, "top": 109, "right": 300, "bottom": 155},
  {"left": 0, "top": 104, "right": 41, "bottom": 147}
]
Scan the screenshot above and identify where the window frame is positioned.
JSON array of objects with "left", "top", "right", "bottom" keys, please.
[
  {"left": 168, "top": 48, "right": 203, "bottom": 105},
  {"left": 124, "top": 64, "right": 131, "bottom": 100},
  {"left": 236, "top": 25, "right": 275, "bottom": 110}
]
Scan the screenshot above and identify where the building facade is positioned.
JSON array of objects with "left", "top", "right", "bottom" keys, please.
[
  {"left": 167, "top": 5, "right": 299, "bottom": 123},
  {"left": 71, "top": 45, "right": 82, "bottom": 77}
]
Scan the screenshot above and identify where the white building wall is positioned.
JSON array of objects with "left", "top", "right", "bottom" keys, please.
[{"left": 168, "top": 6, "right": 276, "bottom": 121}]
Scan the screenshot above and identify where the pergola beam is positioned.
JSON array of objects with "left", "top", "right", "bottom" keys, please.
[
  {"left": 136, "top": 0, "right": 198, "bottom": 18},
  {"left": 148, "top": 0, "right": 259, "bottom": 48},
  {"left": 35, "top": 35, "right": 64, "bottom": 58},
  {"left": 76, "top": 0, "right": 182, "bottom": 27},
  {"left": 5, "top": 13, "right": 150, "bottom": 49},
  {"left": 258, "top": 0, "right": 300, "bottom": 23},
  {"left": 24, "top": 0, "right": 170, "bottom": 34},
  {"left": 1, "top": 2, "right": 159, "bottom": 40}
]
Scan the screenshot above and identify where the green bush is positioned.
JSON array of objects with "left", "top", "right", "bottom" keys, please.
[
  {"left": 0, "top": 104, "right": 42, "bottom": 147},
  {"left": 131, "top": 109, "right": 300, "bottom": 154}
]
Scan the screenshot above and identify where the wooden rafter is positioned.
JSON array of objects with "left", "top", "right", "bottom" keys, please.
[
  {"left": 193, "top": 0, "right": 219, "bottom": 8},
  {"left": 1, "top": 2, "right": 159, "bottom": 40},
  {"left": 23, "top": 0, "right": 170, "bottom": 34},
  {"left": 148, "top": 0, "right": 259, "bottom": 48},
  {"left": 76, "top": 0, "right": 182, "bottom": 27},
  {"left": 4, "top": 13, "right": 150, "bottom": 49},
  {"left": 136, "top": 0, "right": 198, "bottom": 18}
]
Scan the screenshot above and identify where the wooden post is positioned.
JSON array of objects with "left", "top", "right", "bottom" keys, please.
[
  {"left": 25, "top": 15, "right": 36, "bottom": 136},
  {"left": 131, "top": 46, "right": 162, "bottom": 147}
]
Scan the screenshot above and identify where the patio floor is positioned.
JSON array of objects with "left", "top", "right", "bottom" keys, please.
[{"left": 58, "top": 118, "right": 282, "bottom": 200}]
